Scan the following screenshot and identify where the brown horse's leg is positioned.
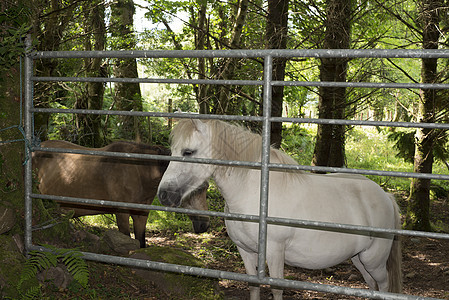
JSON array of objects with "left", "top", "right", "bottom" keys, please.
[
  {"left": 131, "top": 214, "right": 148, "bottom": 248},
  {"left": 116, "top": 213, "right": 131, "bottom": 237}
]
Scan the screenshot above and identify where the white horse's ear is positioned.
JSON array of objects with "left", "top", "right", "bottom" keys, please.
[
  {"left": 191, "top": 119, "right": 207, "bottom": 134},
  {"left": 173, "top": 108, "right": 183, "bottom": 122}
]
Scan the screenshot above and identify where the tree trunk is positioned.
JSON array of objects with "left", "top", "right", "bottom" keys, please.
[
  {"left": 266, "top": 0, "right": 289, "bottom": 148},
  {"left": 0, "top": 0, "right": 34, "bottom": 257},
  {"left": 32, "top": 0, "right": 74, "bottom": 140},
  {"left": 76, "top": 1, "right": 106, "bottom": 147},
  {"left": 312, "top": 0, "right": 351, "bottom": 168},
  {"left": 405, "top": 0, "right": 441, "bottom": 231},
  {"left": 196, "top": 1, "right": 209, "bottom": 114},
  {"left": 215, "top": 0, "right": 249, "bottom": 115},
  {"left": 0, "top": 61, "right": 24, "bottom": 234},
  {"left": 111, "top": 0, "right": 144, "bottom": 142}
]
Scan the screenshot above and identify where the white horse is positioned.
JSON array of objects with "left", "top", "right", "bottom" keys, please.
[{"left": 157, "top": 119, "right": 402, "bottom": 299}]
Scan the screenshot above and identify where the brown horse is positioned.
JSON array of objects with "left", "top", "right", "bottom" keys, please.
[{"left": 32, "top": 140, "right": 209, "bottom": 248}]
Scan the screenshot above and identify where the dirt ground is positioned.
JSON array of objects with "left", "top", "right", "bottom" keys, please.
[
  {"left": 43, "top": 197, "right": 449, "bottom": 299},
  {"left": 141, "top": 231, "right": 449, "bottom": 299}
]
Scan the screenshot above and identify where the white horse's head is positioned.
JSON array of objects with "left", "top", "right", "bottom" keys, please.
[{"left": 158, "top": 119, "right": 215, "bottom": 207}]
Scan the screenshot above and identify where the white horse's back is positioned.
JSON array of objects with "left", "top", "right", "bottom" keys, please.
[{"left": 225, "top": 171, "right": 396, "bottom": 267}]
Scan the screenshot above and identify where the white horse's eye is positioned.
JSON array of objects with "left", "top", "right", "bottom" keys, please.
[{"left": 182, "top": 149, "right": 196, "bottom": 157}]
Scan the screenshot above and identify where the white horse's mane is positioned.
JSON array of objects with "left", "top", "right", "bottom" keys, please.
[{"left": 171, "top": 119, "right": 304, "bottom": 177}]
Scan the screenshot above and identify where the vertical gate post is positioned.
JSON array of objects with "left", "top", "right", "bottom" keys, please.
[
  {"left": 257, "top": 54, "right": 273, "bottom": 280},
  {"left": 24, "top": 35, "right": 34, "bottom": 253}
]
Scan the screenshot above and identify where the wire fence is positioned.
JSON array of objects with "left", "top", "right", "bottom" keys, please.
[{"left": 23, "top": 42, "right": 449, "bottom": 299}]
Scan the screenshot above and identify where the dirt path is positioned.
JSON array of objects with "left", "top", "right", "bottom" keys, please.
[{"left": 144, "top": 230, "right": 449, "bottom": 299}]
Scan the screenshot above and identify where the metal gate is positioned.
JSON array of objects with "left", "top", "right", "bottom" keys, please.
[{"left": 23, "top": 40, "right": 449, "bottom": 299}]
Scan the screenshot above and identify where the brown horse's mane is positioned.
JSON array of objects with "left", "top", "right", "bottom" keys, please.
[
  {"left": 34, "top": 140, "right": 171, "bottom": 174},
  {"left": 101, "top": 141, "right": 170, "bottom": 173},
  {"left": 105, "top": 141, "right": 170, "bottom": 155}
]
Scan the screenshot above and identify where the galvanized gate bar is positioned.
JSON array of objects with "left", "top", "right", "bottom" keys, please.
[
  {"left": 31, "top": 76, "right": 263, "bottom": 86},
  {"left": 268, "top": 163, "right": 449, "bottom": 180},
  {"left": 30, "top": 76, "right": 449, "bottom": 90},
  {"left": 32, "top": 144, "right": 449, "bottom": 180},
  {"left": 271, "top": 116, "right": 449, "bottom": 129},
  {"left": 27, "top": 244, "right": 440, "bottom": 300},
  {"left": 31, "top": 145, "right": 263, "bottom": 168},
  {"left": 30, "top": 192, "right": 449, "bottom": 241},
  {"left": 257, "top": 54, "right": 273, "bottom": 280},
  {"left": 24, "top": 37, "right": 33, "bottom": 254},
  {"left": 30, "top": 48, "right": 449, "bottom": 59},
  {"left": 30, "top": 108, "right": 449, "bottom": 130},
  {"left": 275, "top": 80, "right": 449, "bottom": 89},
  {"left": 30, "top": 107, "right": 265, "bottom": 122}
]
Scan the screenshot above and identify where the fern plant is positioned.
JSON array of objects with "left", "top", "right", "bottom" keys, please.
[{"left": 17, "top": 245, "right": 89, "bottom": 299}]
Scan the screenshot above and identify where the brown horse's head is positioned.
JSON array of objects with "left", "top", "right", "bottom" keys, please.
[{"left": 183, "top": 182, "right": 210, "bottom": 233}]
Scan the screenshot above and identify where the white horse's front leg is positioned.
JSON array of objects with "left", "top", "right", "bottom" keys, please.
[
  {"left": 267, "top": 242, "right": 285, "bottom": 300},
  {"left": 238, "top": 247, "right": 260, "bottom": 300}
]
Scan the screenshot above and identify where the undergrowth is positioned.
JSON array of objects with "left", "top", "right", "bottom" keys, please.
[{"left": 17, "top": 245, "right": 89, "bottom": 299}]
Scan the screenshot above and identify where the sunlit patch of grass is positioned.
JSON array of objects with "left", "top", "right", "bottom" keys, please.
[
  {"left": 283, "top": 125, "right": 416, "bottom": 191},
  {"left": 146, "top": 198, "right": 194, "bottom": 233},
  {"left": 346, "top": 127, "right": 449, "bottom": 192},
  {"left": 346, "top": 127, "right": 411, "bottom": 171},
  {"left": 74, "top": 214, "right": 118, "bottom": 231},
  {"left": 170, "top": 231, "right": 242, "bottom": 268},
  {"left": 345, "top": 127, "right": 414, "bottom": 191},
  {"left": 281, "top": 123, "right": 315, "bottom": 165}
]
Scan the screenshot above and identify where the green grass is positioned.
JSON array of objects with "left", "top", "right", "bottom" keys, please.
[
  {"left": 146, "top": 197, "right": 196, "bottom": 232},
  {"left": 345, "top": 127, "right": 414, "bottom": 191},
  {"left": 346, "top": 127, "right": 449, "bottom": 192},
  {"left": 75, "top": 201, "right": 196, "bottom": 234},
  {"left": 282, "top": 124, "right": 449, "bottom": 193}
]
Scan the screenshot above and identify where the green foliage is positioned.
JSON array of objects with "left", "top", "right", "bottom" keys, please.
[
  {"left": 387, "top": 129, "right": 415, "bottom": 163},
  {"left": 204, "top": 181, "right": 226, "bottom": 230},
  {"left": 346, "top": 127, "right": 411, "bottom": 188},
  {"left": 281, "top": 124, "right": 314, "bottom": 165},
  {"left": 139, "top": 0, "right": 268, "bottom": 115},
  {"left": 0, "top": 3, "right": 31, "bottom": 71},
  {"left": 147, "top": 197, "right": 196, "bottom": 232},
  {"left": 388, "top": 129, "right": 449, "bottom": 166},
  {"left": 25, "top": 0, "right": 439, "bottom": 153},
  {"left": 60, "top": 250, "right": 89, "bottom": 287},
  {"left": 18, "top": 245, "right": 89, "bottom": 299},
  {"left": 18, "top": 252, "right": 55, "bottom": 299}
]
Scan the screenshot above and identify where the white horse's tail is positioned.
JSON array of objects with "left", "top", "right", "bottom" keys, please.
[{"left": 387, "top": 195, "right": 403, "bottom": 293}]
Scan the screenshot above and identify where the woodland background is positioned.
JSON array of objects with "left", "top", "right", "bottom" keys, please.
[{"left": 1, "top": 0, "right": 449, "bottom": 297}]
